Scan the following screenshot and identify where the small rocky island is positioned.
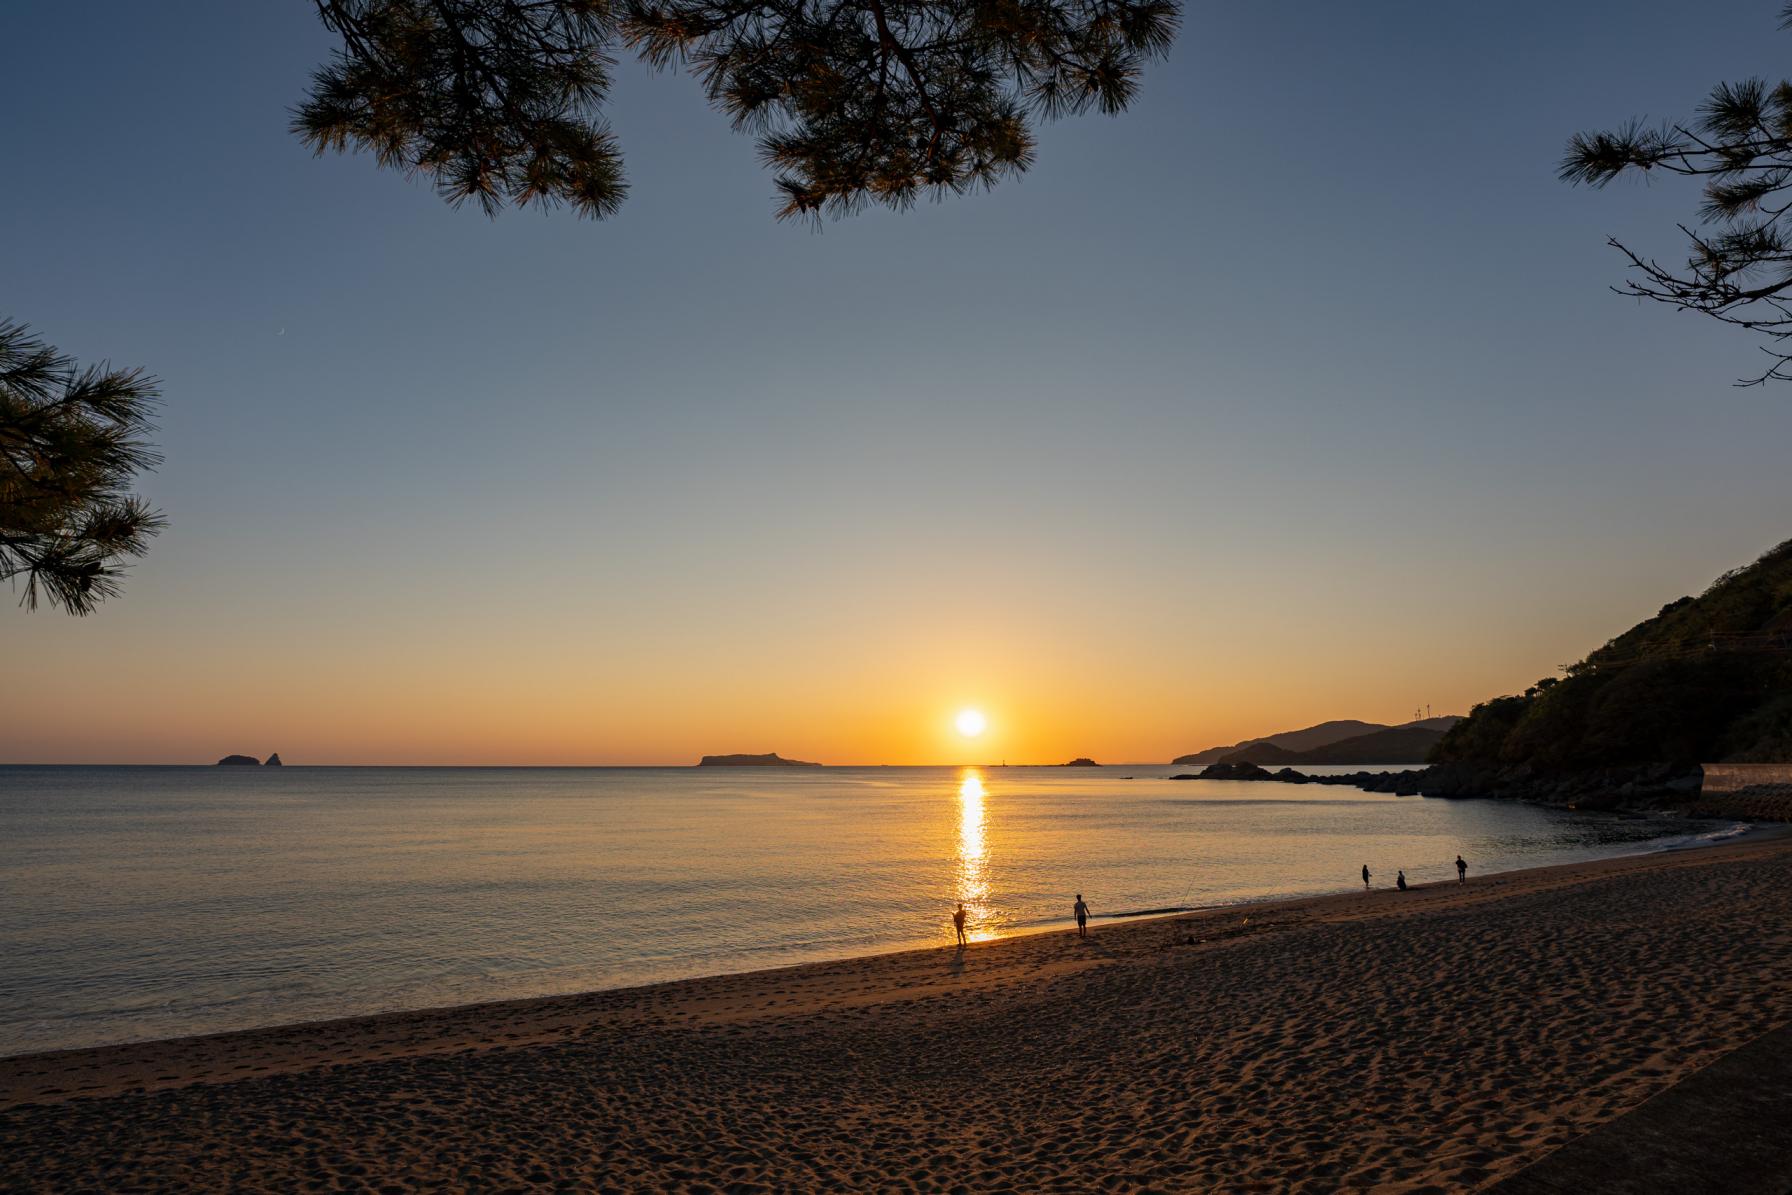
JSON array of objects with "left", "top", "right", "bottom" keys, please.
[
  {"left": 1062, "top": 758, "right": 1101, "bottom": 767},
  {"left": 217, "top": 753, "right": 283, "bottom": 766},
  {"left": 697, "top": 752, "right": 820, "bottom": 767}
]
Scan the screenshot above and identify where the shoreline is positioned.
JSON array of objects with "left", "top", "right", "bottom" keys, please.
[
  {"left": 6, "top": 830, "right": 1787, "bottom": 1102},
  {"left": 6, "top": 834, "right": 1791, "bottom": 1189},
  {"left": 3, "top": 814, "right": 1770, "bottom": 1068}
]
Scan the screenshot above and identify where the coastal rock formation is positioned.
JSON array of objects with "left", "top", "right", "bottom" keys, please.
[
  {"left": 1201, "top": 761, "right": 1704, "bottom": 807},
  {"left": 1062, "top": 758, "right": 1100, "bottom": 767},
  {"left": 1179, "top": 758, "right": 1792, "bottom": 817},
  {"left": 264, "top": 754, "right": 283, "bottom": 767},
  {"left": 1184, "top": 762, "right": 1276, "bottom": 782},
  {"left": 1176, "top": 757, "right": 1765, "bottom": 813},
  {"left": 697, "top": 753, "right": 821, "bottom": 767},
  {"left": 1386, "top": 761, "right": 1701, "bottom": 809},
  {"left": 216, "top": 755, "right": 260, "bottom": 766}
]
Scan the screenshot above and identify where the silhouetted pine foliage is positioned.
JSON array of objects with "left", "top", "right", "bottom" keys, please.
[
  {"left": 297, "top": 0, "right": 1178, "bottom": 221},
  {"left": 1432, "top": 539, "right": 1792, "bottom": 768},
  {"left": 296, "top": 1, "right": 626, "bottom": 217},
  {"left": 0, "top": 322, "right": 165, "bottom": 615},
  {"left": 1562, "top": 5, "right": 1792, "bottom": 385}
]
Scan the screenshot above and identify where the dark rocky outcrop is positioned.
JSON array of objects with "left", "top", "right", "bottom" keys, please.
[
  {"left": 264, "top": 753, "right": 283, "bottom": 766},
  {"left": 1294, "top": 769, "right": 1427, "bottom": 796},
  {"left": 1389, "top": 761, "right": 1702, "bottom": 810},
  {"left": 217, "top": 754, "right": 260, "bottom": 766},
  {"left": 1180, "top": 760, "right": 1425, "bottom": 792},
  {"left": 697, "top": 753, "right": 821, "bottom": 767},
  {"left": 1246, "top": 761, "right": 1699, "bottom": 807},
  {"left": 1175, "top": 754, "right": 1785, "bottom": 818},
  {"left": 1063, "top": 757, "right": 1100, "bottom": 767},
  {"left": 1184, "top": 761, "right": 1277, "bottom": 781}
]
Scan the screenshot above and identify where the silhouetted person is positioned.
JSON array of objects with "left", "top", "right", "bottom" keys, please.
[
  {"left": 1362, "top": 863, "right": 1371, "bottom": 890},
  {"left": 1456, "top": 855, "right": 1467, "bottom": 884},
  {"left": 1074, "top": 894, "right": 1090, "bottom": 938},
  {"left": 953, "top": 902, "right": 967, "bottom": 948},
  {"left": 1396, "top": 870, "right": 1408, "bottom": 892}
]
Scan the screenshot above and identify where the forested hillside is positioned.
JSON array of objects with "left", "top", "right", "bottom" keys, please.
[{"left": 1433, "top": 539, "right": 1792, "bottom": 768}]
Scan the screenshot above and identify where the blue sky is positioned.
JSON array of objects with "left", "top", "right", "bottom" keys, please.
[{"left": 4, "top": 1, "right": 1791, "bottom": 763}]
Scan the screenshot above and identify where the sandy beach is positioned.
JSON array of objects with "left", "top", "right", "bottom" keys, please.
[{"left": 4, "top": 836, "right": 1791, "bottom": 1192}]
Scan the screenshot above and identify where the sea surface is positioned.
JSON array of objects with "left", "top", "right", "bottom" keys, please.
[{"left": 0, "top": 764, "right": 1729, "bottom": 1055}]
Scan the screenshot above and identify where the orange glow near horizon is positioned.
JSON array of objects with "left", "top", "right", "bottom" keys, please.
[{"left": 3, "top": 575, "right": 1500, "bottom": 767}]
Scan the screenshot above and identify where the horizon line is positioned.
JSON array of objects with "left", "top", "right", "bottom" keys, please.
[{"left": 0, "top": 760, "right": 1176, "bottom": 770}]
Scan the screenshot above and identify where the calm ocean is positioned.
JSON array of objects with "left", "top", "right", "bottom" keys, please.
[{"left": 0, "top": 764, "right": 1723, "bottom": 1055}]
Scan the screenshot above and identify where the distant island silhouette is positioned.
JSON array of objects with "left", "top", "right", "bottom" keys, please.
[
  {"left": 1062, "top": 757, "right": 1101, "bottom": 767},
  {"left": 697, "top": 753, "right": 820, "bottom": 767},
  {"left": 1216, "top": 725, "right": 1455, "bottom": 766},
  {"left": 1173, "top": 716, "right": 1461, "bottom": 766},
  {"left": 217, "top": 754, "right": 283, "bottom": 766}
]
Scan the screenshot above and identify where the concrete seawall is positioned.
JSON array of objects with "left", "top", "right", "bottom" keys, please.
[
  {"left": 1700, "top": 763, "right": 1792, "bottom": 793},
  {"left": 1694, "top": 764, "right": 1792, "bottom": 820}
]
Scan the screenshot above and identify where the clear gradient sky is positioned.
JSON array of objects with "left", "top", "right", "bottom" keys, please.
[{"left": 5, "top": 1, "right": 1792, "bottom": 765}]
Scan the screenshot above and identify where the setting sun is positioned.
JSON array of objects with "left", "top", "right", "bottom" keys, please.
[{"left": 955, "top": 709, "right": 987, "bottom": 737}]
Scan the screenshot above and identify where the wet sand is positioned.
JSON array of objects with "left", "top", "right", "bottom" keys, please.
[{"left": 4, "top": 836, "right": 1791, "bottom": 1192}]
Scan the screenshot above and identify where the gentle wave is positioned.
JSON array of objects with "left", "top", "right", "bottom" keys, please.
[{"left": 0, "top": 764, "right": 1717, "bottom": 1055}]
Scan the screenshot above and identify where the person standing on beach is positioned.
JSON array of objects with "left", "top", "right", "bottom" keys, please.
[
  {"left": 1074, "top": 894, "right": 1090, "bottom": 938},
  {"left": 1362, "top": 863, "right": 1371, "bottom": 890},
  {"left": 1396, "top": 870, "right": 1408, "bottom": 891},
  {"left": 1456, "top": 855, "right": 1468, "bottom": 884},
  {"left": 953, "top": 902, "right": 968, "bottom": 948}
]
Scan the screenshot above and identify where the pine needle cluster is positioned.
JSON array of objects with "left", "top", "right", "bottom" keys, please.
[
  {"left": 297, "top": 1, "right": 626, "bottom": 218},
  {"left": 0, "top": 322, "right": 165, "bottom": 615},
  {"left": 1562, "top": 6, "right": 1792, "bottom": 385},
  {"left": 296, "top": 0, "right": 1179, "bottom": 221}
]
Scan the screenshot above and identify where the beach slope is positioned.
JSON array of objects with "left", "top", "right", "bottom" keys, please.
[{"left": 4, "top": 839, "right": 1791, "bottom": 1192}]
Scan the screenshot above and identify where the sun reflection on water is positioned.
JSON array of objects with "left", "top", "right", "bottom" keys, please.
[{"left": 956, "top": 770, "right": 997, "bottom": 942}]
